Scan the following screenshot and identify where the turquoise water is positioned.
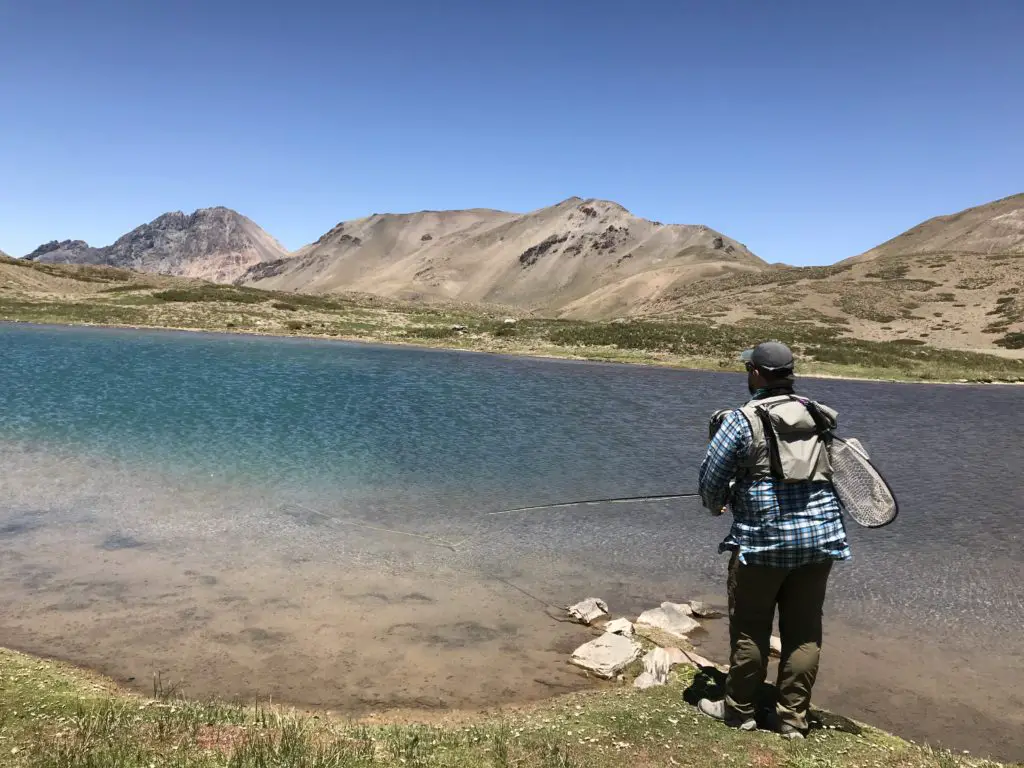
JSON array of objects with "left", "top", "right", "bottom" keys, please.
[
  {"left": 1, "top": 324, "right": 698, "bottom": 506},
  {"left": 1, "top": 323, "right": 1022, "bottom": 758}
]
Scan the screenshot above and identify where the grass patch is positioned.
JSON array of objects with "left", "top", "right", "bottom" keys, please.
[
  {"left": 0, "top": 647, "right": 1006, "bottom": 768},
  {"left": 153, "top": 286, "right": 266, "bottom": 304},
  {"left": 995, "top": 332, "right": 1024, "bottom": 350},
  {"left": 956, "top": 277, "right": 999, "bottom": 290},
  {"left": 98, "top": 283, "right": 161, "bottom": 294},
  {"left": 866, "top": 265, "right": 910, "bottom": 279},
  {"left": 407, "top": 325, "right": 461, "bottom": 339}
]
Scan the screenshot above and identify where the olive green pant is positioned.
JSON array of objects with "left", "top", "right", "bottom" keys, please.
[{"left": 725, "top": 551, "right": 832, "bottom": 731}]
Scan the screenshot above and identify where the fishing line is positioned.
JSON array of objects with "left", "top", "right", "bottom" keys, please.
[
  {"left": 284, "top": 493, "right": 702, "bottom": 553},
  {"left": 445, "top": 492, "right": 701, "bottom": 550},
  {"left": 485, "top": 493, "right": 701, "bottom": 516},
  {"left": 282, "top": 494, "right": 703, "bottom": 621}
]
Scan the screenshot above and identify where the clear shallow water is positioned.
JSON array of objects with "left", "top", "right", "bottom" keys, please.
[{"left": 1, "top": 323, "right": 1022, "bottom": 757}]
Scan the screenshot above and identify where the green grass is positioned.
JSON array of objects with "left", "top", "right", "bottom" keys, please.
[
  {"left": 0, "top": 648, "right": 1009, "bottom": 768},
  {"left": 152, "top": 286, "right": 267, "bottom": 304}
]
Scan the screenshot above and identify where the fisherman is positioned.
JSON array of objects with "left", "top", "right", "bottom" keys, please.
[{"left": 696, "top": 341, "right": 850, "bottom": 740}]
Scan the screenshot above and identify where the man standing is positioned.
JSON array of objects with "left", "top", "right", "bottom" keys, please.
[{"left": 696, "top": 341, "right": 850, "bottom": 740}]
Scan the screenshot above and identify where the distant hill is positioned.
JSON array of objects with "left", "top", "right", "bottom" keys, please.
[
  {"left": 25, "top": 207, "right": 290, "bottom": 283},
  {"left": 239, "top": 197, "right": 765, "bottom": 318},
  {"left": 639, "top": 193, "right": 1024, "bottom": 356},
  {"left": 847, "top": 193, "right": 1024, "bottom": 263},
  {"left": 241, "top": 199, "right": 770, "bottom": 319}
]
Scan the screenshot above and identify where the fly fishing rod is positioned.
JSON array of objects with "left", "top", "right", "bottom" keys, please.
[{"left": 485, "top": 492, "right": 702, "bottom": 516}]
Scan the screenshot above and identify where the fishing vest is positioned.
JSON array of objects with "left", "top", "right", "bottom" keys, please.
[{"left": 735, "top": 394, "right": 838, "bottom": 483}]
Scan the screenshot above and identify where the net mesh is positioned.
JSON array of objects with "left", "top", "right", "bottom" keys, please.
[{"left": 828, "top": 437, "right": 898, "bottom": 528}]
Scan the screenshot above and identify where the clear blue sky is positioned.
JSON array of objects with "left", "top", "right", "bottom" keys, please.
[{"left": 2, "top": 0, "right": 1022, "bottom": 265}]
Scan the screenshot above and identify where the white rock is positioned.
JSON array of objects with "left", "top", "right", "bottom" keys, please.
[
  {"left": 689, "top": 601, "right": 722, "bottom": 618},
  {"left": 770, "top": 635, "right": 782, "bottom": 656},
  {"left": 570, "top": 633, "right": 642, "bottom": 679},
  {"left": 604, "top": 618, "right": 634, "bottom": 637},
  {"left": 663, "top": 601, "right": 694, "bottom": 616},
  {"left": 566, "top": 597, "right": 608, "bottom": 625},
  {"left": 502, "top": 317, "right": 517, "bottom": 325},
  {"left": 635, "top": 603, "right": 701, "bottom": 641}
]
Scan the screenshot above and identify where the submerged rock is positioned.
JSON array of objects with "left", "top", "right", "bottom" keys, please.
[
  {"left": 635, "top": 602, "right": 701, "bottom": 641},
  {"left": 570, "top": 633, "right": 642, "bottom": 679},
  {"left": 689, "top": 601, "right": 722, "bottom": 618},
  {"left": 566, "top": 597, "right": 609, "bottom": 625}
]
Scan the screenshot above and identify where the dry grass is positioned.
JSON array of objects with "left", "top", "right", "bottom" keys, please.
[{"left": 637, "top": 250, "right": 1024, "bottom": 360}]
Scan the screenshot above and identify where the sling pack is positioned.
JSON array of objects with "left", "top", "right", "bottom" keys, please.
[{"left": 736, "top": 394, "right": 838, "bottom": 483}]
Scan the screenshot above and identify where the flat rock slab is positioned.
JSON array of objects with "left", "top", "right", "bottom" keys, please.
[
  {"left": 566, "top": 597, "right": 608, "bottom": 625},
  {"left": 635, "top": 602, "right": 701, "bottom": 642},
  {"left": 570, "top": 633, "right": 642, "bottom": 679}
]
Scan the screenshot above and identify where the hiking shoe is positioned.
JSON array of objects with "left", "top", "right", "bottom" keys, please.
[
  {"left": 779, "top": 724, "right": 806, "bottom": 741},
  {"left": 697, "top": 698, "right": 757, "bottom": 731}
]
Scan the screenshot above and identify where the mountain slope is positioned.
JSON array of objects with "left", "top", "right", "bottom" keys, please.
[
  {"left": 240, "top": 197, "right": 765, "bottom": 318},
  {"left": 847, "top": 192, "right": 1024, "bottom": 263},
  {"left": 25, "top": 207, "right": 290, "bottom": 283},
  {"left": 639, "top": 193, "right": 1024, "bottom": 356}
]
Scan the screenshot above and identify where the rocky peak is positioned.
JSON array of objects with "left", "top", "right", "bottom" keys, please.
[
  {"left": 22, "top": 207, "right": 290, "bottom": 282},
  {"left": 24, "top": 239, "right": 94, "bottom": 261}
]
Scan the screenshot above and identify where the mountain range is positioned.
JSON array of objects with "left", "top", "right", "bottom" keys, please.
[{"left": 7, "top": 194, "right": 1023, "bottom": 347}]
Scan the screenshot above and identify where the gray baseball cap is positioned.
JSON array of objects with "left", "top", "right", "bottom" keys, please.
[{"left": 740, "top": 341, "right": 795, "bottom": 371}]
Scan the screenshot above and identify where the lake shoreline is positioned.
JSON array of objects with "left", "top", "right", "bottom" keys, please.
[
  {"left": 5, "top": 645, "right": 1009, "bottom": 768},
  {"left": 3, "top": 318, "right": 1021, "bottom": 387}
]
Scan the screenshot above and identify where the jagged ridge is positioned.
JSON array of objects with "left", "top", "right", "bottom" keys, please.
[{"left": 25, "top": 207, "right": 289, "bottom": 283}]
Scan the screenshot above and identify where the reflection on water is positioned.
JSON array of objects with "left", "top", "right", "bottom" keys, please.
[{"left": 1, "top": 323, "right": 1022, "bottom": 757}]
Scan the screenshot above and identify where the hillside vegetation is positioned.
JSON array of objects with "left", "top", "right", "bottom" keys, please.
[{"left": 3, "top": 256, "right": 1022, "bottom": 383}]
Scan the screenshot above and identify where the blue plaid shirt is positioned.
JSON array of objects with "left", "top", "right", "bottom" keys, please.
[{"left": 698, "top": 402, "right": 851, "bottom": 568}]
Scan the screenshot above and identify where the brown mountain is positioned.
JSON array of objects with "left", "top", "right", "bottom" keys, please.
[
  {"left": 639, "top": 193, "right": 1024, "bottom": 355},
  {"left": 239, "top": 197, "right": 765, "bottom": 318},
  {"left": 25, "top": 207, "right": 289, "bottom": 283},
  {"left": 847, "top": 192, "right": 1024, "bottom": 263}
]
